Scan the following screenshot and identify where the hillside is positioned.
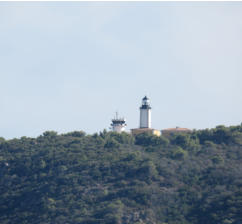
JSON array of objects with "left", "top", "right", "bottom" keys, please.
[{"left": 0, "top": 125, "right": 242, "bottom": 224}]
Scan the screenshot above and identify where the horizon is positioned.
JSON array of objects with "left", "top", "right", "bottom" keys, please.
[
  {"left": 1, "top": 2, "right": 242, "bottom": 139},
  {"left": 2, "top": 111, "right": 242, "bottom": 140}
]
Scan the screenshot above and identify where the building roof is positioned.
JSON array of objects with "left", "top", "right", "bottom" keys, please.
[
  {"left": 111, "top": 118, "right": 126, "bottom": 125},
  {"left": 130, "top": 128, "right": 161, "bottom": 136},
  {"left": 131, "top": 128, "right": 154, "bottom": 131},
  {"left": 162, "top": 127, "right": 191, "bottom": 132}
]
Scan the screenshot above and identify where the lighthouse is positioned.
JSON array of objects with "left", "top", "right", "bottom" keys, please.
[
  {"left": 131, "top": 96, "right": 161, "bottom": 136},
  {"left": 140, "top": 96, "right": 151, "bottom": 128},
  {"left": 110, "top": 112, "right": 127, "bottom": 133}
]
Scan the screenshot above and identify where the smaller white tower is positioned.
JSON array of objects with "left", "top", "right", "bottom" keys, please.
[
  {"left": 140, "top": 96, "right": 151, "bottom": 128},
  {"left": 110, "top": 112, "right": 127, "bottom": 133}
]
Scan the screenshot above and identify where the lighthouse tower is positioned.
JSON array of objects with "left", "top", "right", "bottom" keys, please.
[
  {"left": 140, "top": 96, "right": 151, "bottom": 128},
  {"left": 110, "top": 112, "right": 127, "bottom": 133},
  {"left": 131, "top": 96, "right": 160, "bottom": 136}
]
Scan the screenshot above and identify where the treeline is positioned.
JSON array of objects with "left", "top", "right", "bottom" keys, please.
[{"left": 0, "top": 124, "right": 241, "bottom": 224}]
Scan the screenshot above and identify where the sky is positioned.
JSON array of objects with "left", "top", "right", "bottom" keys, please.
[{"left": 0, "top": 2, "right": 242, "bottom": 139}]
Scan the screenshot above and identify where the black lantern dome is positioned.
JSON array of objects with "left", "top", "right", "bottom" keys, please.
[{"left": 140, "top": 96, "right": 151, "bottom": 109}]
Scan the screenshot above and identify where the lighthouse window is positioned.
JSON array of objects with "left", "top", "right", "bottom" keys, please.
[{"left": 143, "top": 99, "right": 149, "bottom": 105}]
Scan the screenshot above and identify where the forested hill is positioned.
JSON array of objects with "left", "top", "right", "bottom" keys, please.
[{"left": 0, "top": 125, "right": 242, "bottom": 224}]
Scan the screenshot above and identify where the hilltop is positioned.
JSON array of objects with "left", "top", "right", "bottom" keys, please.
[{"left": 0, "top": 124, "right": 242, "bottom": 224}]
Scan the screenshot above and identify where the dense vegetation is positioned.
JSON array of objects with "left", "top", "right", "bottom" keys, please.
[{"left": 0, "top": 124, "right": 242, "bottom": 224}]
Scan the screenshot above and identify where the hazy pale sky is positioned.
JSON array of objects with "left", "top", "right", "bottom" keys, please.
[{"left": 0, "top": 2, "right": 242, "bottom": 139}]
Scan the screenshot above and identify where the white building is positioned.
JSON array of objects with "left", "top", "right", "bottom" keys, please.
[
  {"left": 110, "top": 112, "right": 127, "bottom": 133},
  {"left": 131, "top": 96, "right": 161, "bottom": 136},
  {"left": 140, "top": 96, "right": 151, "bottom": 128}
]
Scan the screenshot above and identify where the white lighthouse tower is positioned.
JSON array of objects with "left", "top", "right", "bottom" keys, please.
[
  {"left": 110, "top": 112, "right": 127, "bottom": 133},
  {"left": 140, "top": 96, "right": 151, "bottom": 128},
  {"left": 131, "top": 96, "right": 161, "bottom": 136}
]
